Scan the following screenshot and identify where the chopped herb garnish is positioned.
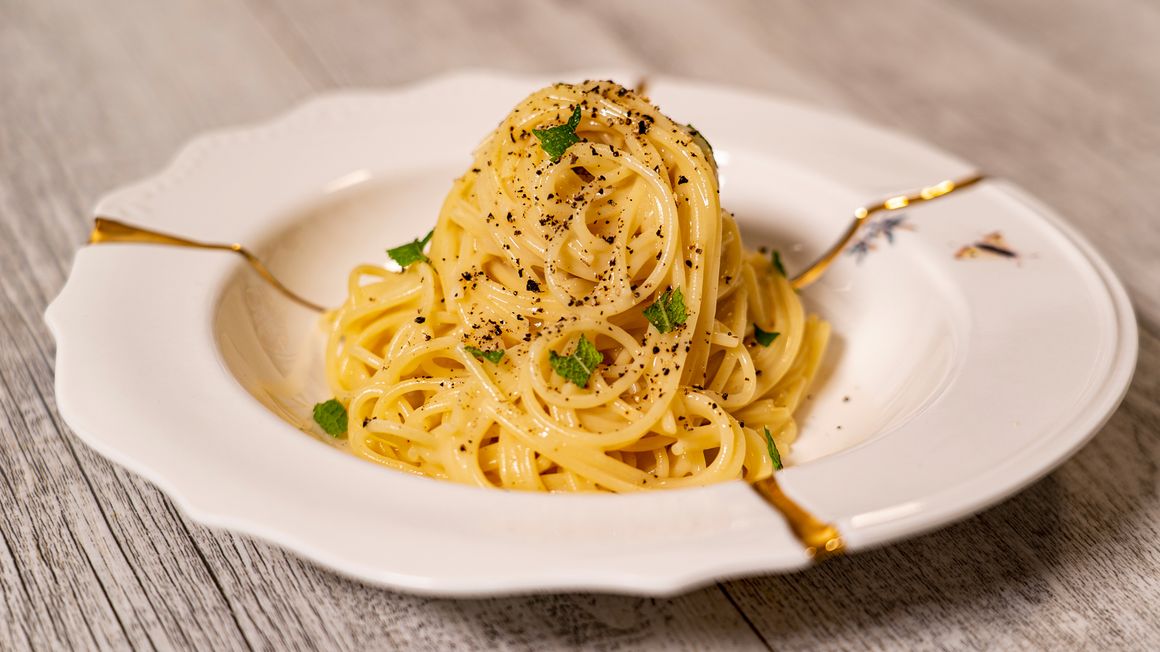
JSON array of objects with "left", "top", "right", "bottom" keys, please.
[
  {"left": 754, "top": 325, "right": 780, "bottom": 347},
  {"left": 687, "top": 124, "right": 714, "bottom": 154},
  {"left": 549, "top": 334, "right": 602, "bottom": 388},
  {"left": 771, "top": 250, "right": 786, "bottom": 277},
  {"left": 643, "top": 287, "right": 688, "bottom": 334},
  {"left": 387, "top": 230, "right": 433, "bottom": 267},
  {"left": 533, "top": 106, "right": 582, "bottom": 163},
  {"left": 764, "top": 427, "right": 783, "bottom": 470},
  {"left": 465, "top": 346, "right": 505, "bottom": 364},
  {"left": 312, "top": 399, "right": 348, "bottom": 438}
]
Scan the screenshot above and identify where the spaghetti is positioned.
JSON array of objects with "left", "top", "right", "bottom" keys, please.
[{"left": 322, "top": 81, "right": 828, "bottom": 492}]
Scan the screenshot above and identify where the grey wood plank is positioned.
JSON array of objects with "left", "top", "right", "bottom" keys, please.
[{"left": 1, "top": 0, "right": 1158, "bottom": 650}]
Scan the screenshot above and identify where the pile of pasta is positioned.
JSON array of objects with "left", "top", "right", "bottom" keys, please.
[{"left": 322, "top": 81, "right": 828, "bottom": 492}]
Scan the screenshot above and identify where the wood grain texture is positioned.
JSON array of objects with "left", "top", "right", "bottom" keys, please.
[{"left": 1, "top": 0, "right": 1157, "bottom": 649}]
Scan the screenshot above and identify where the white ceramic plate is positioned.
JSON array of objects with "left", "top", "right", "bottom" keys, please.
[{"left": 46, "top": 70, "right": 1137, "bottom": 596}]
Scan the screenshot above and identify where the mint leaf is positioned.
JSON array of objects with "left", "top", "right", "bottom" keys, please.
[
  {"left": 764, "top": 427, "right": 783, "bottom": 471},
  {"left": 548, "top": 334, "right": 602, "bottom": 387},
  {"left": 754, "top": 325, "right": 780, "bottom": 347},
  {"left": 771, "top": 250, "right": 786, "bottom": 277},
  {"left": 533, "top": 105, "right": 582, "bottom": 163},
  {"left": 465, "top": 346, "right": 504, "bottom": 364},
  {"left": 387, "top": 230, "right": 433, "bottom": 267},
  {"left": 313, "top": 399, "right": 348, "bottom": 438},
  {"left": 643, "top": 287, "right": 688, "bottom": 334}
]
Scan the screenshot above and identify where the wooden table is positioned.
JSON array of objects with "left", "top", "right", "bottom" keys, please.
[{"left": 2, "top": 1, "right": 1157, "bottom": 649}]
